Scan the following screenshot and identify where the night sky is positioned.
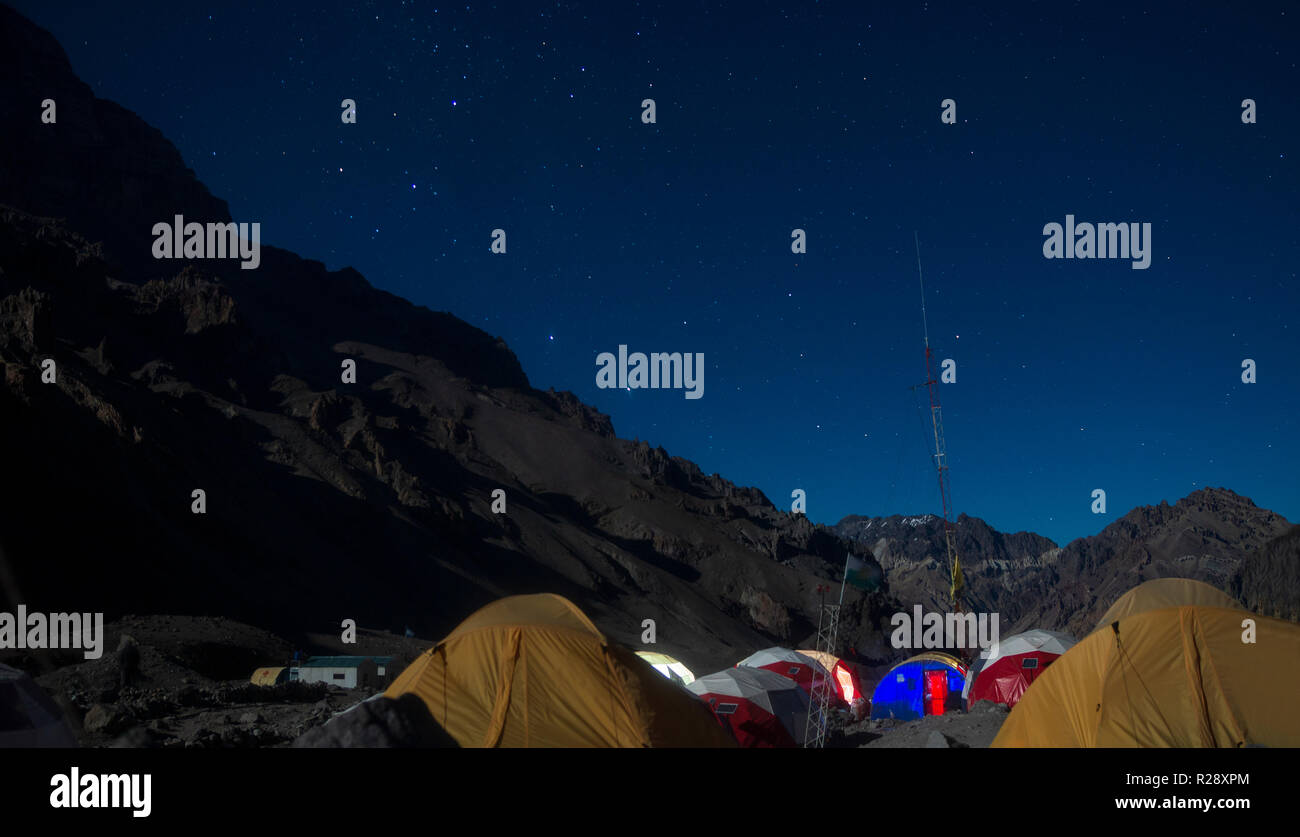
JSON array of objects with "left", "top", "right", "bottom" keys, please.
[{"left": 13, "top": 1, "right": 1298, "bottom": 545}]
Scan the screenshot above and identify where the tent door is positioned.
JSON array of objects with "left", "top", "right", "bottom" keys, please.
[{"left": 924, "top": 670, "right": 948, "bottom": 716}]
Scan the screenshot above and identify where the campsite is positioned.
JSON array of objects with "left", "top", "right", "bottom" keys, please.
[
  {"left": 0, "top": 1, "right": 1296, "bottom": 828},
  {"left": 0, "top": 0, "right": 1296, "bottom": 767},
  {"left": 6, "top": 576, "right": 1297, "bottom": 750}
]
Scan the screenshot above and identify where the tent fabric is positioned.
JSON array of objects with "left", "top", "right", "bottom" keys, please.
[
  {"left": 689, "top": 666, "right": 810, "bottom": 747},
  {"left": 250, "top": 666, "right": 287, "bottom": 686},
  {"left": 635, "top": 651, "right": 695, "bottom": 687},
  {"left": 870, "top": 653, "right": 967, "bottom": 721},
  {"left": 993, "top": 606, "right": 1300, "bottom": 747},
  {"left": 797, "top": 649, "right": 868, "bottom": 705},
  {"left": 1093, "top": 578, "right": 1240, "bottom": 634},
  {"left": 737, "top": 647, "right": 837, "bottom": 701},
  {"left": 0, "top": 663, "right": 77, "bottom": 747},
  {"left": 963, "top": 630, "right": 1076, "bottom": 709},
  {"left": 384, "top": 594, "right": 735, "bottom": 748}
]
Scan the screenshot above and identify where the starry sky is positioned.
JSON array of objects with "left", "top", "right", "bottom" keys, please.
[{"left": 13, "top": 1, "right": 1299, "bottom": 545}]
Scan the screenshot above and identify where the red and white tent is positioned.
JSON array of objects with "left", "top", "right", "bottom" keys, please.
[
  {"left": 798, "top": 649, "right": 869, "bottom": 717},
  {"left": 736, "top": 647, "right": 837, "bottom": 699},
  {"left": 963, "top": 629, "right": 1076, "bottom": 709},
  {"left": 688, "top": 666, "right": 811, "bottom": 748}
]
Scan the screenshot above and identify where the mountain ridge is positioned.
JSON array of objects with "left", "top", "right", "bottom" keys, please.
[{"left": 836, "top": 486, "right": 1294, "bottom": 637}]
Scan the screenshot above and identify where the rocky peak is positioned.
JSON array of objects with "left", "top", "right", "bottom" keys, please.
[{"left": 0, "top": 5, "right": 232, "bottom": 275}]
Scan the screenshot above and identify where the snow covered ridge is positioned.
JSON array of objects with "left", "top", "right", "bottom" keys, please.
[
  {"left": 849, "top": 514, "right": 937, "bottom": 531},
  {"left": 901, "top": 515, "right": 937, "bottom": 527}
]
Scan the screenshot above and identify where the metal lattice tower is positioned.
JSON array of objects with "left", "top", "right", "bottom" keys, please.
[
  {"left": 803, "top": 584, "right": 841, "bottom": 748},
  {"left": 916, "top": 232, "right": 963, "bottom": 608}
]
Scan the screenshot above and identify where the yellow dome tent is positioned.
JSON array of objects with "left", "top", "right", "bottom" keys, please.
[
  {"left": 385, "top": 594, "right": 735, "bottom": 748},
  {"left": 993, "top": 605, "right": 1300, "bottom": 747},
  {"left": 1092, "top": 577, "right": 1240, "bottom": 633}
]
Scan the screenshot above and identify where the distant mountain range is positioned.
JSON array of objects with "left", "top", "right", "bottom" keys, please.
[{"left": 836, "top": 487, "right": 1296, "bottom": 637}]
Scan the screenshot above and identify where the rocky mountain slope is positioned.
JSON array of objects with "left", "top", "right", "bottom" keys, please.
[
  {"left": 837, "top": 487, "right": 1293, "bottom": 637},
  {"left": 837, "top": 512, "right": 1058, "bottom": 619},
  {"left": 2, "top": 4, "right": 1290, "bottom": 695},
  {"left": 0, "top": 4, "right": 899, "bottom": 678},
  {"left": 1233, "top": 524, "right": 1300, "bottom": 622}
]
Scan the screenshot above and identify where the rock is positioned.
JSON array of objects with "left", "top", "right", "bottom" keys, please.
[
  {"left": 185, "top": 728, "right": 219, "bottom": 748},
  {"left": 83, "top": 703, "right": 126, "bottom": 734},
  {"left": 0, "top": 288, "right": 54, "bottom": 353},
  {"left": 238, "top": 711, "right": 263, "bottom": 725},
  {"left": 110, "top": 727, "right": 157, "bottom": 748},
  {"left": 176, "top": 685, "right": 203, "bottom": 706},
  {"left": 116, "top": 634, "right": 140, "bottom": 689},
  {"left": 1234, "top": 524, "right": 1300, "bottom": 621},
  {"left": 925, "top": 731, "right": 950, "bottom": 749},
  {"left": 292, "top": 694, "right": 459, "bottom": 748},
  {"left": 739, "top": 587, "right": 792, "bottom": 638},
  {"left": 969, "top": 700, "right": 1007, "bottom": 716},
  {"left": 52, "top": 693, "right": 84, "bottom": 732}
]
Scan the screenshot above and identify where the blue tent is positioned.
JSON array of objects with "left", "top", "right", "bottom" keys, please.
[{"left": 869, "top": 653, "right": 967, "bottom": 720}]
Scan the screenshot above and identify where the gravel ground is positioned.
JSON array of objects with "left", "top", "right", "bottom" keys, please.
[
  {"left": 839, "top": 700, "right": 1010, "bottom": 748},
  {"left": 14, "top": 615, "right": 416, "bottom": 748}
]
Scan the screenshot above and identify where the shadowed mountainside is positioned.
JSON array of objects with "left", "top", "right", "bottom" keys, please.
[
  {"left": 1233, "top": 524, "right": 1300, "bottom": 622},
  {"left": 0, "top": 4, "right": 899, "bottom": 677}
]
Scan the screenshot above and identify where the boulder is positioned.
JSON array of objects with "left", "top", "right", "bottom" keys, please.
[{"left": 292, "top": 694, "right": 458, "bottom": 748}]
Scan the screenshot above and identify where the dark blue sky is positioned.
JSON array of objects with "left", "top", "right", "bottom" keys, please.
[{"left": 14, "top": 1, "right": 1298, "bottom": 545}]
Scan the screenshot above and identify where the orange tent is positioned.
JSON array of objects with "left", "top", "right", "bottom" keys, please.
[
  {"left": 1092, "top": 577, "right": 1240, "bottom": 633},
  {"left": 386, "top": 594, "right": 735, "bottom": 748},
  {"left": 994, "top": 605, "right": 1300, "bottom": 747}
]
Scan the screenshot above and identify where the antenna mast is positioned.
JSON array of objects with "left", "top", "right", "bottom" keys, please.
[
  {"left": 916, "top": 231, "right": 931, "bottom": 349},
  {"left": 915, "top": 233, "right": 963, "bottom": 609}
]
